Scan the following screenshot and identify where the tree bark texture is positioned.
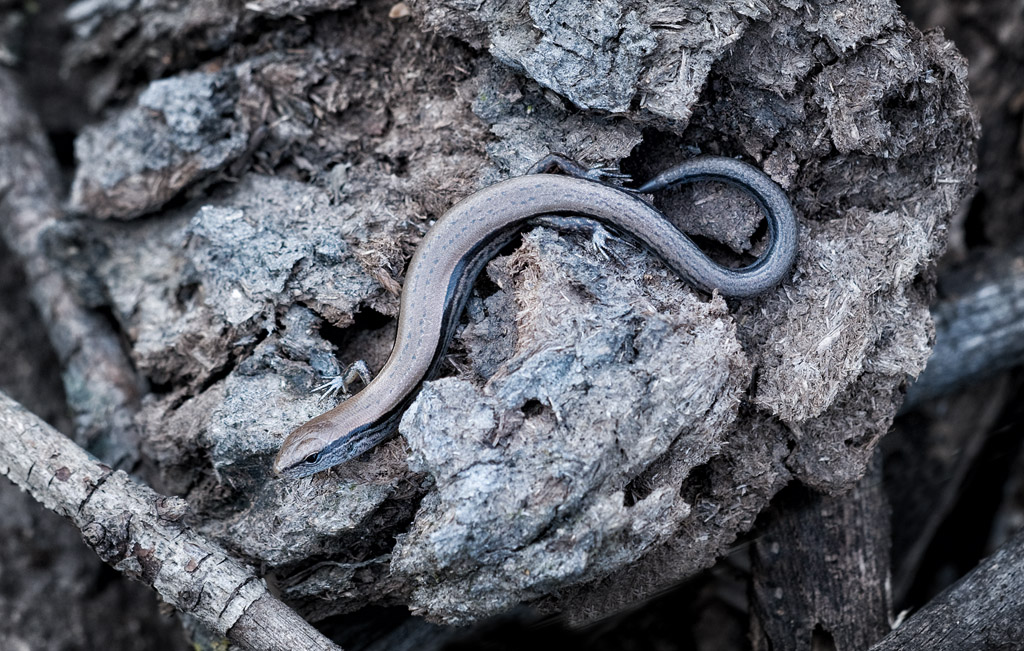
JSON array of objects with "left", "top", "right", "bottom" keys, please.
[
  {"left": 869, "top": 528, "right": 1024, "bottom": 651},
  {"left": 750, "top": 450, "right": 891, "bottom": 651},
  {"left": 1, "top": 0, "right": 979, "bottom": 630},
  {"left": 906, "top": 248, "right": 1024, "bottom": 407}
]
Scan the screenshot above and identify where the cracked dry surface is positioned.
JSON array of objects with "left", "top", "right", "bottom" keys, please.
[
  {"left": 51, "top": 0, "right": 978, "bottom": 626},
  {"left": 391, "top": 229, "right": 747, "bottom": 622}
]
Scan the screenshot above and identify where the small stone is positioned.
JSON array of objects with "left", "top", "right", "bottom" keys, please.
[{"left": 389, "top": 2, "right": 411, "bottom": 19}]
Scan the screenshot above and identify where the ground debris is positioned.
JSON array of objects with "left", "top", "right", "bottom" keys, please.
[{"left": 26, "top": 0, "right": 980, "bottom": 628}]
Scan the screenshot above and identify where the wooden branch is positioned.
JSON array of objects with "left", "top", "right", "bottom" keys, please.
[
  {"left": 750, "top": 451, "right": 892, "bottom": 650},
  {"left": 886, "top": 376, "right": 1012, "bottom": 602},
  {"left": 869, "top": 528, "right": 1024, "bottom": 650},
  {"left": 0, "top": 391, "right": 342, "bottom": 651},
  {"left": 906, "top": 250, "right": 1024, "bottom": 407},
  {"left": 0, "top": 67, "right": 143, "bottom": 460}
]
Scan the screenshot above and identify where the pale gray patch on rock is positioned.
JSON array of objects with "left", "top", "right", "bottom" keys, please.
[
  {"left": 390, "top": 228, "right": 747, "bottom": 623},
  {"left": 81, "top": 174, "right": 375, "bottom": 390},
  {"left": 69, "top": 70, "right": 249, "bottom": 219},
  {"left": 469, "top": 60, "right": 644, "bottom": 182},
  {"left": 490, "top": 0, "right": 657, "bottom": 112},
  {"left": 416, "top": 0, "right": 772, "bottom": 124},
  {"left": 636, "top": 0, "right": 769, "bottom": 123},
  {"left": 808, "top": 0, "right": 898, "bottom": 53}
]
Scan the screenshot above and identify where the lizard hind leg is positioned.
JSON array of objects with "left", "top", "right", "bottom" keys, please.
[{"left": 527, "top": 154, "right": 634, "bottom": 262}]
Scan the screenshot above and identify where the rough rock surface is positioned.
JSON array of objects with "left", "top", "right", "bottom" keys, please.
[
  {"left": 35, "top": 0, "right": 977, "bottom": 628},
  {"left": 70, "top": 70, "right": 250, "bottom": 219},
  {"left": 391, "top": 230, "right": 747, "bottom": 621},
  {"left": 62, "top": 0, "right": 358, "bottom": 110}
]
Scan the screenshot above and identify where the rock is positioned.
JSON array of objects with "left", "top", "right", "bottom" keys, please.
[
  {"left": 69, "top": 71, "right": 249, "bottom": 219},
  {"left": 47, "top": 0, "right": 977, "bottom": 626}
]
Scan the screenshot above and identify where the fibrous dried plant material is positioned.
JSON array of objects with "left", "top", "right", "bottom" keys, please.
[
  {"left": 391, "top": 229, "right": 748, "bottom": 621},
  {"left": 390, "top": 0, "right": 975, "bottom": 623},
  {"left": 50, "top": 0, "right": 976, "bottom": 628},
  {"left": 900, "top": 0, "right": 1024, "bottom": 254}
]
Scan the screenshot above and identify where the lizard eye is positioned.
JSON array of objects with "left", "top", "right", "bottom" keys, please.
[{"left": 304, "top": 452, "right": 321, "bottom": 465}]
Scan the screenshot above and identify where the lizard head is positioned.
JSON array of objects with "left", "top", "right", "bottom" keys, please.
[{"left": 274, "top": 407, "right": 401, "bottom": 478}]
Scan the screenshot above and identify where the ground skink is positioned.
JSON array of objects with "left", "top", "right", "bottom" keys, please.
[{"left": 273, "top": 156, "right": 799, "bottom": 478}]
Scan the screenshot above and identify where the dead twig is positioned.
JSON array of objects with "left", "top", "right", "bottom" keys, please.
[
  {"left": 0, "top": 390, "right": 342, "bottom": 651},
  {"left": 869, "top": 527, "right": 1024, "bottom": 651},
  {"left": 0, "top": 68, "right": 143, "bottom": 463}
]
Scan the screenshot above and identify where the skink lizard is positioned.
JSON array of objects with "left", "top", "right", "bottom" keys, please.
[{"left": 274, "top": 156, "right": 798, "bottom": 478}]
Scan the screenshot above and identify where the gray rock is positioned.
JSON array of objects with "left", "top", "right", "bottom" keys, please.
[
  {"left": 391, "top": 229, "right": 746, "bottom": 623},
  {"left": 47, "top": 0, "right": 977, "bottom": 628},
  {"left": 69, "top": 70, "right": 249, "bottom": 219}
]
